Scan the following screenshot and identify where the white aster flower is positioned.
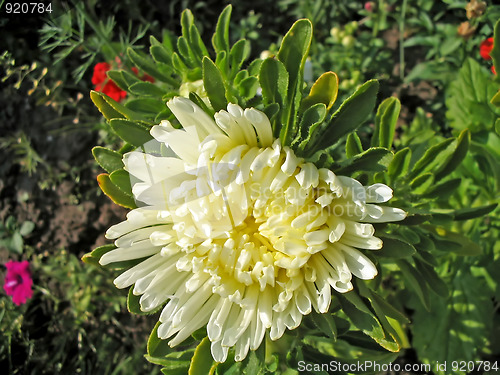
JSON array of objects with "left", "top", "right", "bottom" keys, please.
[{"left": 100, "top": 97, "right": 406, "bottom": 362}]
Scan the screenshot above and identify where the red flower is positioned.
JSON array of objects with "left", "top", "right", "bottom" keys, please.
[
  {"left": 92, "top": 61, "right": 156, "bottom": 102},
  {"left": 92, "top": 62, "right": 111, "bottom": 85},
  {"left": 97, "top": 81, "right": 128, "bottom": 102},
  {"left": 480, "top": 37, "right": 494, "bottom": 60},
  {"left": 92, "top": 62, "right": 127, "bottom": 102},
  {"left": 3, "top": 260, "right": 33, "bottom": 306}
]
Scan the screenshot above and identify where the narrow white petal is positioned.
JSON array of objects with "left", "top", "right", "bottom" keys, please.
[
  {"left": 244, "top": 107, "right": 273, "bottom": 147},
  {"left": 338, "top": 243, "right": 378, "bottom": 280},
  {"left": 365, "top": 183, "right": 393, "bottom": 203}
]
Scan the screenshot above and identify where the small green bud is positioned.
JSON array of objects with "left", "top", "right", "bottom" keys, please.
[{"left": 341, "top": 35, "right": 355, "bottom": 48}]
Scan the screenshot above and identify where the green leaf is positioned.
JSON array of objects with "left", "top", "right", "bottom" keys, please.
[
  {"left": 341, "top": 293, "right": 400, "bottom": 352},
  {"left": 229, "top": 39, "right": 250, "bottom": 77},
  {"left": 150, "top": 38, "right": 172, "bottom": 65},
  {"left": 305, "top": 80, "right": 379, "bottom": 156},
  {"left": 388, "top": 147, "right": 411, "bottom": 178},
  {"left": 410, "top": 172, "right": 434, "bottom": 194},
  {"left": 396, "top": 259, "right": 430, "bottom": 310},
  {"left": 91, "top": 90, "right": 147, "bottom": 121},
  {"left": 90, "top": 90, "right": 125, "bottom": 121},
  {"left": 97, "top": 173, "right": 137, "bottom": 209},
  {"left": 242, "top": 346, "right": 265, "bottom": 375},
  {"left": 452, "top": 203, "right": 498, "bottom": 221},
  {"left": 414, "top": 258, "right": 448, "bottom": 298},
  {"left": 277, "top": 19, "right": 313, "bottom": 92},
  {"left": 202, "top": 57, "right": 227, "bottom": 111},
  {"left": 490, "top": 90, "right": 500, "bottom": 108},
  {"left": 421, "top": 178, "right": 461, "bottom": 200},
  {"left": 127, "top": 287, "right": 144, "bottom": 315},
  {"left": 189, "top": 337, "right": 216, "bottom": 375},
  {"left": 109, "top": 169, "right": 133, "bottom": 197},
  {"left": 215, "top": 50, "right": 229, "bottom": 80},
  {"left": 107, "top": 70, "right": 140, "bottom": 91},
  {"left": 109, "top": 119, "right": 153, "bottom": 147},
  {"left": 128, "top": 47, "right": 177, "bottom": 85},
  {"left": 372, "top": 97, "right": 401, "bottom": 149},
  {"left": 127, "top": 287, "right": 164, "bottom": 315},
  {"left": 92, "top": 146, "right": 124, "bottom": 173},
  {"left": 303, "top": 336, "right": 398, "bottom": 363},
  {"left": 188, "top": 24, "right": 210, "bottom": 62},
  {"left": 19, "top": 221, "right": 34, "bottom": 236},
  {"left": 412, "top": 264, "right": 493, "bottom": 374},
  {"left": 172, "top": 52, "right": 189, "bottom": 80},
  {"left": 277, "top": 18, "right": 313, "bottom": 145},
  {"left": 81, "top": 244, "right": 116, "bottom": 266},
  {"left": 11, "top": 232, "right": 23, "bottom": 254},
  {"left": 334, "top": 147, "right": 393, "bottom": 175},
  {"left": 345, "top": 132, "right": 363, "bottom": 158},
  {"left": 259, "top": 58, "right": 289, "bottom": 137},
  {"left": 212, "top": 5, "right": 232, "bottom": 54},
  {"left": 293, "top": 103, "right": 327, "bottom": 150},
  {"left": 405, "top": 60, "right": 456, "bottom": 83},
  {"left": 446, "top": 58, "right": 500, "bottom": 132},
  {"left": 408, "top": 138, "right": 454, "bottom": 179},
  {"left": 148, "top": 349, "right": 194, "bottom": 368},
  {"left": 435, "top": 129, "right": 470, "bottom": 181},
  {"left": 309, "top": 311, "right": 337, "bottom": 339},
  {"left": 363, "top": 288, "right": 409, "bottom": 325},
  {"left": 300, "top": 71, "right": 339, "bottom": 111},
  {"left": 129, "top": 81, "right": 166, "bottom": 97},
  {"left": 148, "top": 321, "right": 171, "bottom": 358},
  {"left": 238, "top": 77, "right": 259, "bottom": 100},
  {"left": 356, "top": 283, "right": 410, "bottom": 348},
  {"left": 377, "top": 236, "right": 416, "bottom": 258},
  {"left": 125, "top": 98, "right": 166, "bottom": 116},
  {"left": 177, "top": 36, "right": 196, "bottom": 67}
]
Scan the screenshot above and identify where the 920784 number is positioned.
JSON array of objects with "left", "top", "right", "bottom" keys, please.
[
  {"left": 5, "top": 3, "right": 53, "bottom": 13},
  {"left": 452, "top": 361, "right": 498, "bottom": 372}
]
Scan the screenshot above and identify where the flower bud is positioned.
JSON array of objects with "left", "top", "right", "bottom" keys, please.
[
  {"left": 465, "top": 0, "right": 486, "bottom": 19},
  {"left": 364, "top": 2, "right": 375, "bottom": 12},
  {"left": 330, "top": 27, "right": 341, "bottom": 42},
  {"left": 457, "top": 21, "right": 476, "bottom": 40},
  {"left": 260, "top": 50, "right": 272, "bottom": 60},
  {"left": 341, "top": 35, "right": 355, "bottom": 48}
]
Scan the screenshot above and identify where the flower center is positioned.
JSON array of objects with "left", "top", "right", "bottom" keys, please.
[{"left": 172, "top": 143, "right": 338, "bottom": 300}]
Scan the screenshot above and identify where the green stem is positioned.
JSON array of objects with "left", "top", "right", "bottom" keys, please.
[
  {"left": 399, "top": 0, "right": 408, "bottom": 81},
  {"left": 265, "top": 334, "right": 294, "bottom": 365}
]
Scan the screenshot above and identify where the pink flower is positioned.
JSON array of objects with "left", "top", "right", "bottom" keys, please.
[{"left": 3, "top": 260, "right": 33, "bottom": 306}]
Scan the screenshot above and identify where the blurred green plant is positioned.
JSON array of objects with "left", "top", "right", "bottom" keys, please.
[
  {"left": 0, "top": 216, "right": 34, "bottom": 255},
  {"left": 1, "top": 250, "right": 158, "bottom": 374},
  {"left": 39, "top": 1, "right": 150, "bottom": 83}
]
